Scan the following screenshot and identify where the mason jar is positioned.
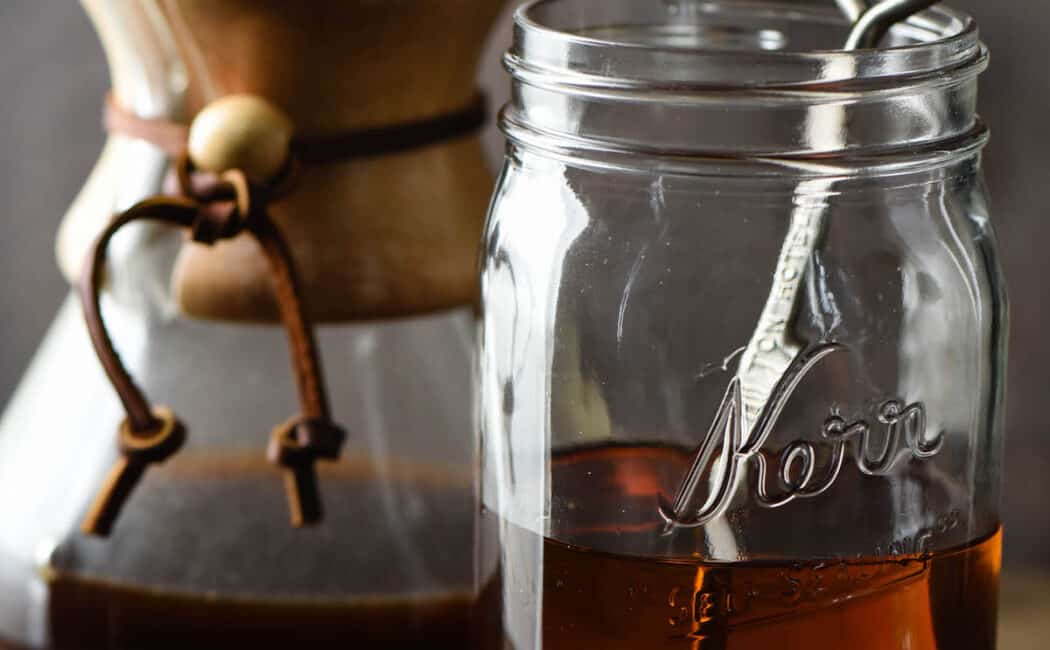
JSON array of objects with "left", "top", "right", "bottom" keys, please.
[{"left": 476, "top": 1, "right": 1007, "bottom": 648}]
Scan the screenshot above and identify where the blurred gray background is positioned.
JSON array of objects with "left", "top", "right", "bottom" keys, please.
[{"left": 0, "top": 0, "right": 1045, "bottom": 574}]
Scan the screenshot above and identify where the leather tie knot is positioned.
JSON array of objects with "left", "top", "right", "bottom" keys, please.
[
  {"left": 268, "top": 417, "right": 347, "bottom": 467},
  {"left": 267, "top": 417, "right": 347, "bottom": 528},
  {"left": 190, "top": 197, "right": 246, "bottom": 245},
  {"left": 175, "top": 156, "right": 277, "bottom": 246},
  {"left": 119, "top": 407, "right": 187, "bottom": 464}
]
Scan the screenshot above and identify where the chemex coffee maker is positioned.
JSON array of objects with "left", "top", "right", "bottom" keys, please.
[{"left": 0, "top": 1, "right": 505, "bottom": 647}]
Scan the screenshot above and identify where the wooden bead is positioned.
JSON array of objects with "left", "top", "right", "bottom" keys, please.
[{"left": 188, "top": 94, "right": 293, "bottom": 182}]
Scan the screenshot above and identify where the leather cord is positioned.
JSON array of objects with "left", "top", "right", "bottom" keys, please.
[
  {"left": 83, "top": 91, "right": 488, "bottom": 537},
  {"left": 80, "top": 197, "right": 199, "bottom": 432},
  {"left": 104, "top": 91, "right": 488, "bottom": 161},
  {"left": 103, "top": 94, "right": 190, "bottom": 158},
  {"left": 79, "top": 157, "right": 345, "bottom": 536},
  {"left": 293, "top": 94, "right": 487, "bottom": 163}
]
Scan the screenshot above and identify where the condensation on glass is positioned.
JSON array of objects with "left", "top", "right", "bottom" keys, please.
[{"left": 477, "top": 1, "right": 1007, "bottom": 648}]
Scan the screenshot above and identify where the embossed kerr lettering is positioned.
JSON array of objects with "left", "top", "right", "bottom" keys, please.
[{"left": 659, "top": 343, "right": 943, "bottom": 531}]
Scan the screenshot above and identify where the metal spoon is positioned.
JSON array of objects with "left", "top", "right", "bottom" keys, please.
[
  {"left": 736, "top": 0, "right": 942, "bottom": 445},
  {"left": 845, "top": 0, "right": 940, "bottom": 49},
  {"left": 662, "top": 0, "right": 943, "bottom": 533}
]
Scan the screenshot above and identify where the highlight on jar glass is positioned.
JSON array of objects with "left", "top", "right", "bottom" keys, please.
[{"left": 476, "top": 1, "right": 1007, "bottom": 648}]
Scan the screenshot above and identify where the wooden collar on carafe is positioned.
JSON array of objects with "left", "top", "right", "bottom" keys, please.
[{"left": 80, "top": 92, "right": 486, "bottom": 537}]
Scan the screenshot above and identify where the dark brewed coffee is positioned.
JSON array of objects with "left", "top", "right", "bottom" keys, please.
[{"left": 0, "top": 452, "right": 475, "bottom": 650}]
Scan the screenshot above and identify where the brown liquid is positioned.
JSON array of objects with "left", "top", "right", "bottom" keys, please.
[
  {"left": 0, "top": 453, "right": 476, "bottom": 649},
  {"left": 480, "top": 445, "right": 1001, "bottom": 650}
]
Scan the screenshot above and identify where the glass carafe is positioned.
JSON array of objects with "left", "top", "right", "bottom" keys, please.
[
  {"left": 0, "top": 0, "right": 504, "bottom": 647},
  {"left": 477, "top": 1, "right": 1007, "bottom": 648}
]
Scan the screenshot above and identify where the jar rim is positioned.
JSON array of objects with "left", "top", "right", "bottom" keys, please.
[
  {"left": 510, "top": 0, "right": 982, "bottom": 89},
  {"left": 503, "top": 0, "right": 988, "bottom": 162}
]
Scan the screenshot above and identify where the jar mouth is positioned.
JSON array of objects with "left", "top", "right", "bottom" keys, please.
[
  {"left": 509, "top": 0, "right": 982, "bottom": 90},
  {"left": 503, "top": 1, "right": 987, "bottom": 162}
]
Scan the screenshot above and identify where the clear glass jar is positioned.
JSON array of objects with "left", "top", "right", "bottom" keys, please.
[
  {"left": 476, "top": 1, "right": 1007, "bottom": 648},
  {"left": 0, "top": 1, "right": 502, "bottom": 648}
]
